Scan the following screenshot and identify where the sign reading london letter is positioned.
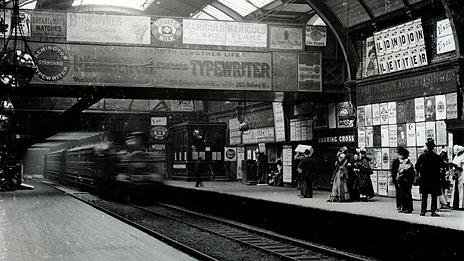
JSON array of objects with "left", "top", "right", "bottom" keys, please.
[{"left": 153, "top": 49, "right": 272, "bottom": 91}]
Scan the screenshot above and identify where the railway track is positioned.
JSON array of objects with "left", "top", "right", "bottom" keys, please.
[{"left": 47, "top": 182, "right": 375, "bottom": 261}]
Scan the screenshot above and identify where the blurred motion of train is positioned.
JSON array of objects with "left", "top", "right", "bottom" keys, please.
[{"left": 43, "top": 132, "right": 165, "bottom": 200}]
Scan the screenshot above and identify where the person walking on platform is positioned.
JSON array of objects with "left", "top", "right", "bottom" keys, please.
[
  {"left": 391, "top": 146, "right": 408, "bottom": 211},
  {"left": 357, "top": 149, "right": 375, "bottom": 200},
  {"left": 415, "top": 138, "right": 442, "bottom": 216},
  {"left": 451, "top": 145, "right": 464, "bottom": 209},
  {"left": 396, "top": 148, "right": 415, "bottom": 213},
  {"left": 297, "top": 147, "right": 316, "bottom": 198},
  {"left": 328, "top": 152, "right": 350, "bottom": 202}
]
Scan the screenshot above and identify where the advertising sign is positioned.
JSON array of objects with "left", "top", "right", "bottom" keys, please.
[
  {"left": 389, "top": 124, "right": 398, "bottom": 148},
  {"left": 406, "top": 123, "right": 416, "bottom": 147},
  {"left": 365, "top": 104, "right": 373, "bottom": 126},
  {"left": 415, "top": 97, "right": 425, "bottom": 122},
  {"left": 153, "top": 48, "right": 272, "bottom": 91},
  {"left": 388, "top": 102, "right": 397, "bottom": 125},
  {"left": 436, "top": 19, "right": 456, "bottom": 54},
  {"left": 358, "top": 127, "right": 366, "bottom": 149},
  {"left": 225, "top": 22, "right": 267, "bottom": 47},
  {"left": 269, "top": 25, "right": 303, "bottom": 50},
  {"left": 372, "top": 103, "right": 381, "bottom": 125},
  {"left": 224, "top": 147, "right": 237, "bottom": 161},
  {"left": 282, "top": 145, "right": 293, "bottom": 183},
  {"left": 446, "top": 92, "right": 458, "bottom": 119},
  {"left": 67, "top": 13, "right": 151, "bottom": 44},
  {"left": 229, "top": 118, "right": 242, "bottom": 145},
  {"left": 151, "top": 17, "right": 183, "bottom": 47},
  {"left": 381, "top": 125, "right": 390, "bottom": 147},
  {"left": 31, "top": 11, "right": 66, "bottom": 40},
  {"left": 273, "top": 102, "right": 286, "bottom": 142},
  {"left": 0, "top": 10, "right": 31, "bottom": 37},
  {"left": 379, "top": 103, "right": 389, "bottom": 125},
  {"left": 435, "top": 94, "right": 447, "bottom": 120},
  {"left": 298, "top": 52, "right": 322, "bottom": 92},
  {"left": 151, "top": 117, "right": 167, "bottom": 126},
  {"left": 365, "top": 126, "right": 374, "bottom": 147},
  {"left": 272, "top": 52, "right": 297, "bottom": 91},
  {"left": 416, "top": 122, "right": 426, "bottom": 147},
  {"left": 425, "top": 96, "right": 436, "bottom": 121},
  {"left": 336, "top": 102, "right": 354, "bottom": 128},
  {"left": 436, "top": 121, "right": 447, "bottom": 146},
  {"left": 305, "top": 25, "right": 327, "bottom": 46},
  {"left": 363, "top": 36, "right": 379, "bottom": 77}
]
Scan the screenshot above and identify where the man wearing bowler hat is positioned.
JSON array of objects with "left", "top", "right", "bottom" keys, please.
[{"left": 415, "top": 138, "right": 442, "bottom": 216}]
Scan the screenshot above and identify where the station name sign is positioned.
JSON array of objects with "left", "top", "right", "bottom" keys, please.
[{"left": 318, "top": 135, "right": 356, "bottom": 144}]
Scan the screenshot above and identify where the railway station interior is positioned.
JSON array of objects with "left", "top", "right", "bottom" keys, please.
[{"left": 1, "top": 0, "right": 464, "bottom": 260}]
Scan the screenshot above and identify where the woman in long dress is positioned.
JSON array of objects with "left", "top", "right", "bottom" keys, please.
[
  {"left": 451, "top": 145, "right": 464, "bottom": 209},
  {"left": 328, "top": 152, "right": 350, "bottom": 202}
]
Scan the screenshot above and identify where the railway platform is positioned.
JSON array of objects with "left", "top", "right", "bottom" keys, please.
[
  {"left": 0, "top": 180, "right": 197, "bottom": 261},
  {"left": 159, "top": 180, "right": 464, "bottom": 260}
]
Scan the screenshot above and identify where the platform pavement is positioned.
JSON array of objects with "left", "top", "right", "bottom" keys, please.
[
  {"left": 164, "top": 180, "right": 464, "bottom": 231},
  {"left": 0, "top": 180, "right": 197, "bottom": 261}
]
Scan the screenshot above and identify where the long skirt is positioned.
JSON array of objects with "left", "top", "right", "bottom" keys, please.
[
  {"left": 451, "top": 176, "right": 464, "bottom": 209},
  {"left": 328, "top": 171, "right": 350, "bottom": 202}
]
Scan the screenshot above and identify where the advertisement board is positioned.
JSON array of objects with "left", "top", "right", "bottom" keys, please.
[
  {"left": 31, "top": 11, "right": 66, "bottom": 40},
  {"left": 269, "top": 26, "right": 303, "bottom": 50},
  {"left": 67, "top": 13, "right": 151, "bottom": 44},
  {"left": 298, "top": 52, "right": 322, "bottom": 92},
  {"left": 0, "top": 10, "right": 30, "bottom": 37},
  {"left": 305, "top": 25, "right": 327, "bottom": 46}
]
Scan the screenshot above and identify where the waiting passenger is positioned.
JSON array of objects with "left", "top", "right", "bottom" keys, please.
[
  {"left": 396, "top": 148, "right": 415, "bottom": 213},
  {"left": 268, "top": 160, "right": 283, "bottom": 187},
  {"left": 451, "top": 145, "right": 464, "bottom": 209},
  {"left": 297, "top": 147, "right": 316, "bottom": 198},
  {"left": 356, "top": 148, "right": 375, "bottom": 200},
  {"left": 328, "top": 152, "right": 350, "bottom": 202}
]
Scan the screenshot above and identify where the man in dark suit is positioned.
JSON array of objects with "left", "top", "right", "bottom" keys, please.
[
  {"left": 298, "top": 147, "right": 316, "bottom": 198},
  {"left": 415, "top": 138, "right": 442, "bottom": 216}
]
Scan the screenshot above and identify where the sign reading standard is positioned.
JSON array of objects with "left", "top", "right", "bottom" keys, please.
[{"left": 153, "top": 49, "right": 272, "bottom": 91}]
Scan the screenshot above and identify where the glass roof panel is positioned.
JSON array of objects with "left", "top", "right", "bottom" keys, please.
[
  {"left": 307, "top": 14, "right": 326, "bottom": 26},
  {"left": 203, "top": 5, "right": 234, "bottom": 20},
  {"left": 323, "top": 0, "right": 370, "bottom": 27},
  {"left": 191, "top": 11, "right": 216, "bottom": 20},
  {"left": 249, "top": 0, "right": 274, "bottom": 8},
  {"left": 72, "top": 0, "right": 155, "bottom": 10},
  {"left": 20, "top": 0, "right": 37, "bottom": 9},
  {"left": 218, "top": 0, "right": 258, "bottom": 17}
]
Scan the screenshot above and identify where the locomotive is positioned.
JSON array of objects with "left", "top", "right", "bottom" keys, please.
[{"left": 43, "top": 132, "right": 165, "bottom": 200}]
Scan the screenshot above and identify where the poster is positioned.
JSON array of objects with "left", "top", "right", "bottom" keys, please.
[
  {"left": 435, "top": 94, "right": 447, "bottom": 120},
  {"left": 224, "top": 147, "right": 237, "bottom": 161},
  {"left": 151, "top": 17, "right": 183, "bottom": 47},
  {"left": 372, "top": 171, "right": 378, "bottom": 194},
  {"left": 416, "top": 122, "right": 426, "bottom": 147},
  {"left": 415, "top": 97, "right": 425, "bottom": 122},
  {"left": 381, "top": 125, "right": 390, "bottom": 147},
  {"left": 0, "top": 9, "right": 31, "bottom": 37},
  {"left": 389, "top": 125, "right": 398, "bottom": 148},
  {"left": 229, "top": 118, "right": 242, "bottom": 145},
  {"left": 397, "top": 124, "right": 407, "bottom": 147},
  {"left": 337, "top": 102, "right": 354, "bottom": 128},
  {"left": 388, "top": 174, "right": 396, "bottom": 197},
  {"left": 372, "top": 103, "right": 381, "bottom": 125},
  {"left": 381, "top": 149, "right": 390, "bottom": 170},
  {"left": 328, "top": 103, "right": 337, "bottom": 128},
  {"left": 298, "top": 52, "right": 322, "bottom": 92},
  {"left": 272, "top": 52, "right": 298, "bottom": 91},
  {"left": 237, "top": 147, "right": 245, "bottom": 179},
  {"left": 305, "top": 25, "right": 327, "bottom": 46},
  {"left": 363, "top": 36, "right": 379, "bottom": 77},
  {"left": 405, "top": 99, "right": 416, "bottom": 123},
  {"left": 424, "top": 96, "right": 436, "bottom": 121},
  {"left": 388, "top": 102, "right": 397, "bottom": 125},
  {"left": 282, "top": 145, "right": 293, "bottom": 183},
  {"left": 436, "top": 18, "right": 456, "bottom": 54},
  {"left": 408, "top": 147, "right": 417, "bottom": 165},
  {"left": 67, "top": 13, "right": 151, "bottom": 44},
  {"left": 396, "top": 101, "right": 406, "bottom": 124},
  {"left": 273, "top": 102, "right": 286, "bottom": 142},
  {"left": 357, "top": 106, "right": 366, "bottom": 127},
  {"left": 436, "top": 121, "right": 447, "bottom": 146},
  {"left": 365, "top": 126, "right": 374, "bottom": 148},
  {"left": 31, "top": 11, "right": 66, "bottom": 40},
  {"left": 378, "top": 171, "right": 388, "bottom": 195},
  {"left": 373, "top": 149, "right": 382, "bottom": 170},
  {"left": 358, "top": 127, "right": 366, "bottom": 148},
  {"left": 270, "top": 26, "right": 303, "bottom": 50},
  {"left": 153, "top": 48, "right": 272, "bottom": 91},
  {"left": 226, "top": 22, "right": 267, "bottom": 47},
  {"left": 313, "top": 104, "right": 328, "bottom": 129},
  {"left": 425, "top": 121, "right": 436, "bottom": 140},
  {"left": 406, "top": 123, "right": 416, "bottom": 147},
  {"left": 446, "top": 92, "right": 458, "bottom": 119},
  {"left": 373, "top": 126, "right": 382, "bottom": 147},
  {"left": 364, "top": 104, "right": 373, "bottom": 126},
  {"left": 412, "top": 186, "right": 421, "bottom": 200},
  {"left": 380, "top": 103, "right": 389, "bottom": 125}
]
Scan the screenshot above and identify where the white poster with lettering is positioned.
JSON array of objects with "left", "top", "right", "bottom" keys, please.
[
  {"left": 436, "top": 121, "right": 447, "bottom": 146},
  {"left": 365, "top": 126, "right": 374, "bottom": 148},
  {"left": 365, "top": 104, "right": 373, "bottom": 126},
  {"left": 435, "top": 94, "right": 447, "bottom": 120},
  {"left": 67, "top": 13, "right": 151, "bottom": 44},
  {"left": 425, "top": 121, "right": 436, "bottom": 140},
  {"left": 183, "top": 19, "right": 226, "bottom": 46},
  {"left": 389, "top": 124, "right": 398, "bottom": 148},
  {"left": 406, "top": 123, "right": 416, "bottom": 147},
  {"left": 416, "top": 122, "right": 426, "bottom": 147},
  {"left": 380, "top": 103, "right": 389, "bottom": 125},
  {"left": 436, "top": 19, "right": 456, "bottom": 54},
  {"left": 381, "top": 125, "right": 390, "bottom": 147},
  {"left": 415, "top": 97, "right": 425, "bottom": 122},
  {"left": 372, "top": 103, "right": 381, "bottom": 125},
  {"left": 358, "top": 127, "right": 366, "bottom": 149},
  {"left": 226, "top": 22, "right": 267, "bottom": 47},
  {"left": 388, "top": 102, "right": 397, "bottom": 125}
]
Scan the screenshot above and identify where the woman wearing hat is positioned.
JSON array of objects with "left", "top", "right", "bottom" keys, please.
[{"left": 451, "top": 145, "right": 464, "bottom": 209}]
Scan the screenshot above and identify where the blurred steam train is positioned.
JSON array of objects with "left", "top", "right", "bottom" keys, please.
[{"left": 43, "top": 132, "right": 165, "bottom": 200}]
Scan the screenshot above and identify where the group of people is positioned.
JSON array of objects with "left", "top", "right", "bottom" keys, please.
[
  {"left": 391, "top": 138, "right": 463, "bottom": 217},
  {"left": 327, "top": 146, "right": 375, "bottom": 202}
]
